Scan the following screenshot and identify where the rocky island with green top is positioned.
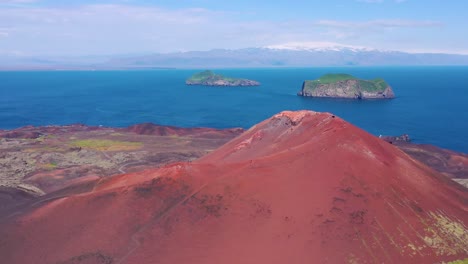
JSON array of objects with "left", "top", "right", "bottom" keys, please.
[
  {"left": 186, "top": 70, "right": 260, "bottom": 86},
  {"left": 298, "top": 73, "right": 395, "bottom": 99}
]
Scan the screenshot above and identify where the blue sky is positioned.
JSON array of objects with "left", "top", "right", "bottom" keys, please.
[{"left": 0, "top": 0, "right": 467, "bottom": 56}]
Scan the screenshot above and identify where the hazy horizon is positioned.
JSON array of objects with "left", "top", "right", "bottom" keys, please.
[{"left": 1, "top": 0, "right": 468, "bottom": 57}]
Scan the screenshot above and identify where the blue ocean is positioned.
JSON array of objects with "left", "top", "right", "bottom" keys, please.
[{"left": 1, "top": 67, "right": 467, "bottom": 153}]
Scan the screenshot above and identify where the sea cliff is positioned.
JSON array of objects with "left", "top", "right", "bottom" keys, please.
[{"left": 298, "top": 73, "right": 395, "bottom": 99}]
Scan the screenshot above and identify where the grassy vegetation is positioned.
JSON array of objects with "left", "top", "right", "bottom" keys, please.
[
  {"left": 35, "top": 134, "right": 56, "bottom": 142},
  {"left": 358, "top": 79, "right": 389, "bottom": 92},
  {"left": 187, "top": 70, "right": 236, "bottom": 82},
  {"left": 316, "top": 73, "right": 357, "bottom": 84},
  {"left": 42, "top": 162, "right": 58, "bottom": 170},
  {"left": 447, "top": 259, "right": 468, "bottom": 264},
  {"left": 188, "top": 70, "right": 217, "bottom": 81},
  {"left": 373, "top": 78, "right": 389, "bottom": 90},
  {"left": 303, "top": 81, "right": 320, "bottom": 91},
  {"left": 70, "top": 139, "right": 143, "bottom": 151},
  {"left": 304, "top": 74, "right": 388, "bottom": 92}
]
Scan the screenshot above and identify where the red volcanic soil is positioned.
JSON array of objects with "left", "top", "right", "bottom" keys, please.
[
  {"left": 0, "top": 124, "right": 102, "bottom": 139},
  {"left": 0, "top": 111, "right": 467, "bottom": 264},
  {"left": 0, "top": 123, "right": 244, "bottom": 139},
  {"left": 392, "top": 141, "right": 468, "bottom": 179},
  {"left": 125, "top": 122, "right": 244, "bottom": 137}
]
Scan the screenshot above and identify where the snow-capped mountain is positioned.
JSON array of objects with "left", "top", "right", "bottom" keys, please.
[
  {"left": 2, "top": 46, "right": 468, "bottom": 70},
  {"left": 101, "top": 47, "right": 468, "bottom": 68},
  {"left": 264, "top": 42, "right": 379, "bottom": 53}
]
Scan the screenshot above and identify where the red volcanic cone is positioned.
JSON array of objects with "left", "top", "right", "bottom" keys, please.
[{"left": 1, "top": 111, "right": 467, "bottom": 264}]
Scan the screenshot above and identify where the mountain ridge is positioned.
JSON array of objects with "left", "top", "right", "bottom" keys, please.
[{"left": 2, "top": 47, "right": 468, "bottom": 70}]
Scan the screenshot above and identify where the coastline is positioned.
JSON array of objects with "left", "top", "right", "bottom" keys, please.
[{"left": 2, "top": 67, "right": 467, "bottom": 153}]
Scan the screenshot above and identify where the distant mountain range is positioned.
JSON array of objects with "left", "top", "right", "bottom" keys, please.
[{"left": 2, "top": 47, "right": 468, "bottom": 70}]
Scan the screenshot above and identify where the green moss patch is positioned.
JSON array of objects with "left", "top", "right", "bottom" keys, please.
[
  {"left": 317, "top": 73, "right": 357, "bottom": 84},
  {"left": 187, "top": 70, "right": 236, "bottom": 82},
  {"left": 304, "top": 74, "right": 388, "bottom": 92},
  {"left": 447, "top": 259, "right": 468, "bottom": 264},
  {"left": 70, "top": 139, "right": 143, "bottom": 151}
]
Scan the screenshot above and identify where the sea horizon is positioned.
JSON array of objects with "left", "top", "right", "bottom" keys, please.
[{"left": 1, "top": 66, "right": 467, "bottom": 153}]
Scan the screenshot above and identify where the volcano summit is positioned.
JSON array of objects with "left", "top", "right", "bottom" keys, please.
[{"left": 0, "top": 111, "right": 466, "bottom": 264}]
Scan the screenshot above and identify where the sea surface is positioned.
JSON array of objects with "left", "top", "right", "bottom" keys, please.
[{"left": 1, "top": 67, "right": 467, "bottom": 153}]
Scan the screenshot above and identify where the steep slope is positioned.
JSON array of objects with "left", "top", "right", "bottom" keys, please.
[
  {"left": 298, "top": 74, "right": 395, "bottom": 99},
  {"left": 0, "top": 111, "right": 467, "bottom": 264}
]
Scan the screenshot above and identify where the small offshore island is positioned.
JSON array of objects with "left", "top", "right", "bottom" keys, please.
[
  {"left": 298, "top": 73, "right": 395, "bottom": 99},
  {"left": 186, "top": 70, "right": 260, "bottom": 86}
]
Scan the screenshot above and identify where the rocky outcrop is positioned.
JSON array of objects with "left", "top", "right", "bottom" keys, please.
[
  {"left": 298, "top": 74, "right": 395, "bottom": 99},
  {"left": 126, "top": 123, "right": 243, "bottom": 137},
  {"left": 380, "top": 134, "right": 410, "bottom": 143},
  {"left": 388, "top": 139, "right": 468, "bottom": 179},
  {"left": 1, "top": 111, "right": 467, "bottom": 264},
  {"left": 186, "top": 70, "right": 260, "bottom": 86}
]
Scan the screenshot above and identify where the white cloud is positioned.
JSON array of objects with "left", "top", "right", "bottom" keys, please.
[
  {"left": 0, "top": 27, "right": 14, "bottom": 38},
  {"left": 1, "top": 4, "right": 347, "bottom": 55},
  {"left": 311, "top": 19, "right": 442, "bottom": 43},
  {"left": 265, "top": 41, "right": 374, "bottom": 51},
  {"left": 0, "top": 4, "right": 231, "bottom": 55},
  {"left": 0, "top": 4, "right": 457, "bottom": 56},
  {"left": 315, "top": 19, "right": 442, "bottom": 28}
]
